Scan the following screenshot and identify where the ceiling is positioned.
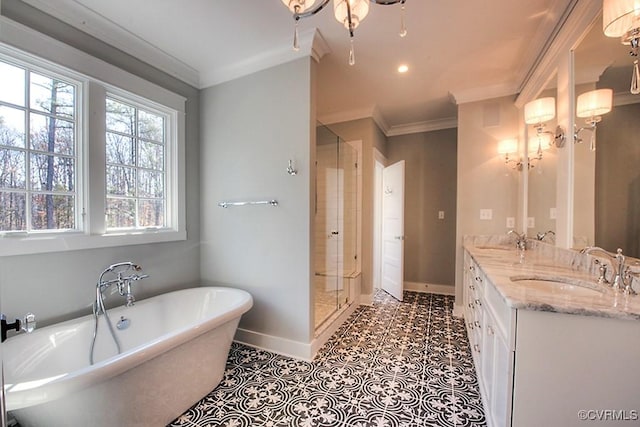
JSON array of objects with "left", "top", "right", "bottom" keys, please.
[{"left": 21, "top": 0, "right": 574, "bottom": 135}]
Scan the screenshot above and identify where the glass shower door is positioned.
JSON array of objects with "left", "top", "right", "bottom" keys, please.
[
  {"left": 337, "top": 139, "right": 357, "bottom": 308},
  {"left": 314, "top": 124, "right": 357, "bottom": 331}
]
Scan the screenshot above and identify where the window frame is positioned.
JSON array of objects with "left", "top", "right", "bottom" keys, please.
[
  {"left": 0, "top": 55, "right": 84, "bottom": 235},
  {"left": 0, "top": 20, "right": 186, "bottom": 257}
]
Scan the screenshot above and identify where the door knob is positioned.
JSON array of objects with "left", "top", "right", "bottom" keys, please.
[{"left": 394, "top": 236, "right": 405, "bottom": 240}]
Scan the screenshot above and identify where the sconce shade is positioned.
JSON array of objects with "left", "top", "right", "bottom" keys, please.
[
  {"left": 603, "top": 0, "right": 640, "bottom": 37},
  {"left": 528, "top": 134, "right": 552, "bottom": 153},
  {"left": 282, "top": 0, "right": 318, "bottom": 13},
  {"left": 334, "top": 0, "right": 370, "bottom": 29},
  {"left": 576, "top": 89, "right": 613, "bottom": 118},
  {"left": 524, "top": 97, "right": 556, "bottom": 124},
  {"left": 498, "top": 139, "right": 518, "bottom": 154}
]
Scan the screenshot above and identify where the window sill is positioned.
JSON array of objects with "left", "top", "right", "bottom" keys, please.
[{"left": 0, "top": 229, "right": 187, "bottom": 257}]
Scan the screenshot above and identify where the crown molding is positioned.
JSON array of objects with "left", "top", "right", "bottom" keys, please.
[
  {"left": 318, "top": 106, "right": 377, "bottom": 126},
  {"left": 449, "top": 82, "right": 519, "bottom": 105},
  {"left": 19, "top": 0, "right": 330, "bottom": 90},
  {"left": 20, "top": 0, "right": 201, "bottom": 88},
  {"left": 515, "top": 0, "right": 601, "bottom": 108},
  {"left": 319, "top": 106, "right": 456, "bottom": 137},
  {"left": 200, "top": 28, "right": 329, "bottom": 88},
  {"left": 386, "top": 117, "right": 458, "bottom": 136},
  {"left": 614, "top": 91, "right": 640, "bottom": 106},
  {"left": 513, "top": 0, "right": 579, "bottom": 94}
]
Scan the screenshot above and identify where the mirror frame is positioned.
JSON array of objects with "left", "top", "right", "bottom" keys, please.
[{"left": 515, "top": 1, "right": 602, "bottom": 248}]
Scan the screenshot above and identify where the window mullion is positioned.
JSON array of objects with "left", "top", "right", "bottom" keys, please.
[
  {"left": 86, "top": 81, "right": 107, "bottom": 235},
  {"left": 24, "top": 68, "right": 32, "bottom": 232}
]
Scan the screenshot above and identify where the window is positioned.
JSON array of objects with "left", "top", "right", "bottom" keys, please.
[
  {"left": 0, "top": 29, "right": 186, "bottom": 256},
  {"left": 0, "top": 59, "right": 79, "bottom": 233},
  {"left": 105, "top": 96, "right": 167, "bottom": 230}
]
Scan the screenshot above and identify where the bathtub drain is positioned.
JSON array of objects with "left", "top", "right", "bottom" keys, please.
[{"left": 116, "top": 316, "right": 130, "bottom": 330}]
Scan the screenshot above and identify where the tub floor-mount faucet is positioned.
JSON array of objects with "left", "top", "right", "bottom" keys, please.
[{"left": 90, "top": 262, "right": 149, "bottom": 365}]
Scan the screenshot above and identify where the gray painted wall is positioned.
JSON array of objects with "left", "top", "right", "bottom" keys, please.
[
  {"left": 455, "top": 96, "right": 520, "bottom": 304},
  {"left": 326, "top": 118, "right": 387, "bottom": 298},
  {"left": 0, "top": 0, "right": 201, "bottom": 325},
  {"left": 199, "top": 58, "right": 314, "bottom": 345},
  {"left": 595, "top": 102, "right": 640, "bottom": 258},
  {"left": 387, "top": 129, "right": 458, "bottom": 286}
]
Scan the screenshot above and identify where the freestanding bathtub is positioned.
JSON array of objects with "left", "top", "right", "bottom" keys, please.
[{"left": 3, "top": 286, "right": 252, "bottom": 427}]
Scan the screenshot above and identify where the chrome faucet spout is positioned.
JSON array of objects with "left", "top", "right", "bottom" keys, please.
[
  {"left": 580, "top": 247, "right": 634, "bottom": 293},
  {"left": 508, "top": 230, "right": 527, "bottom": 251},
  {"left": 536, "top": 230, "right": 555, "bottom": 241}
]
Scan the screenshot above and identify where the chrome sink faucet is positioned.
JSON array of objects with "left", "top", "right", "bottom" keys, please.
[
  {"left": 508, "top": 230, "right": 527, "bottom": 251},
  {"left": 508, "top": 230, "right": 527, "bottom": 263},
  {"left": 536, "top": 230, "right": 555, "bottom": 242},
  {"left": 580, "top": 247, "right": 636, "bottom": 295}
]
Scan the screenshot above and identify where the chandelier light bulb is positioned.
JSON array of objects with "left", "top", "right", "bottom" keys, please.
[
  {"left": 334, "top": 0, "right": 370, "bottom": 30},
  {"left": 282, "top": 0, "right": 317, "bottom": 14}
]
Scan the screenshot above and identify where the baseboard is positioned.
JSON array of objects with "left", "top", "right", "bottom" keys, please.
[
  {"left": 310, "top": 301, "right": 359, "bottom": 358},
  {"left": 452, "top": 303, "right": 465, "bottom": 318},
  {"left": 404, "top": 281, "right": 455, "bottom": 296},
  {"left": 234, "top": 328, "right": 313, "bottom": 361},
  {"left": 358, "top": 292, "right": 374, "bottom": 305}
]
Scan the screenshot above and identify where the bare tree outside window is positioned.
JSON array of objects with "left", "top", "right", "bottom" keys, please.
[
  {"left": 0, "top": 61, "right": 77, "bottom": 232},
  {"left": 106, "top": 97, "right": 165, "bottom": 229}
]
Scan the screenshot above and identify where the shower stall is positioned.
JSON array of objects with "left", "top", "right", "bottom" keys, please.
[{"left": 314, "top": 124, "right": 359, "bottom": 331}]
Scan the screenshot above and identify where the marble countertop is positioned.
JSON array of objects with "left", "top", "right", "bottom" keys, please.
[{"left": 464, "top": 242, "right": 640, "bottom": 322}]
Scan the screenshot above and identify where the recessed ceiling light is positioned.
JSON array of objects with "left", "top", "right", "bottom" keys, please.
[{"left": 398, "top": 64, "right": 409, "bottom": 73}]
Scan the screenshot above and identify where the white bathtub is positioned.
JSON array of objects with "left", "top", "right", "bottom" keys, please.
[{"left": 4, "top": 286, "right": 252, "bottom": 427}]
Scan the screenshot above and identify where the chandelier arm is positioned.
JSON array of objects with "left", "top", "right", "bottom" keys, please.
[
  {"left": 293, "top": 0, "right": 332, "bottom": 20},
  {"left": 369, "top": 0, "right": 406, "bottom": 5}
]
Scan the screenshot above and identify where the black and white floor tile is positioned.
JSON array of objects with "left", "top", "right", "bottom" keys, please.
[{"left": 168, "top": 291, "right": 486, "bottom": 427}]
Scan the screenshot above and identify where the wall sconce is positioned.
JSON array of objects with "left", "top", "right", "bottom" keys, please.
[
  {"left": 527, "top": 132, "right": 552, "bottom": 169},
  {"left": 524, "top": 97, "right": 565, "bottom": 148},
  {"left": 603, "top": 0, "right": 640, "bottom": 94},
  {"left": 575, "top": 88, "right": 613, "bottom": 151},
  {"left": 555, "top": 89, "right": 613, "bottom": 151},
  {"left": 497, "top": 139, "right": 523, "bottom": 171}
]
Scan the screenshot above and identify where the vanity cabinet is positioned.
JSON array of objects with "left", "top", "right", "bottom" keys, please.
[
  {"left": 463, "top": 252, "right": 515, "bottom": 427},
  {"left": 463, "top": 248, "right": 640, "bottom": 427}
]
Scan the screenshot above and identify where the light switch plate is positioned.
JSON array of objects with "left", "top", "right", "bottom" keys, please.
[
  {"left": 550, "top": 207, "right": 557, "bottom": 220},
  {"left": 480, "top": 209, "right": 493, "bottom": 220},
  {"left": 438, "top": 211, "right": 445, "bottom": 219},
  {"left": 527, "top": 217, "right": 535, "bottom": 228},
  {"left": 506, "top": 217, "right": 515, "bottom": 228}
]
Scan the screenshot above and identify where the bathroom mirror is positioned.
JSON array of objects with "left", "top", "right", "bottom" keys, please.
[
  {"left": 527, "top": 82, "right": 558, "bottom": 243},
  {"left": 573, "top": 14, "right": 640, "bottom": 256}
]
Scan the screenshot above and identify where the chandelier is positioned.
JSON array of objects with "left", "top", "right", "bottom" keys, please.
[{"left": 281, "top": 0, "right": 408, "bottom": 66}]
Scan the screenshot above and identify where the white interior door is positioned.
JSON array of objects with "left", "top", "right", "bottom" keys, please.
[{"left": 381, "top": 160, "right": 405, "bottom": 301}]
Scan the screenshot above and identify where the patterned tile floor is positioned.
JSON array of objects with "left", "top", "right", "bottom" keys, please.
[{"left": 168, "top": 291, "right": 486, "bottom": 427}]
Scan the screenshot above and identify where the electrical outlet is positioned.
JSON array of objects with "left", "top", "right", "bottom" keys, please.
[
  {"left": 527, "top": 217, "right": 535, "bottom": 228},
  {"left": 506, "top": 217, "right": 515, "bottom": 228},
  {"left": 550, "top": 207, "right": 557, "bottom": 220},
  {"left": 438, "top": 211, "right": 445, "bottom": 219},
  {"left": 480, "top": 209, "right": 493, "bottom": 220}
]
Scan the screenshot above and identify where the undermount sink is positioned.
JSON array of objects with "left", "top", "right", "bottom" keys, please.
[{"left": 510, "top": 274, "right": 606, "bottom": 296}]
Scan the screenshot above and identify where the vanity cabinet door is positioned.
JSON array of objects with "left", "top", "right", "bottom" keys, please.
[
  {"left": 480, "top": 310, "right": 495, "bottom": 404},
  {"left": 491, "top": 325, "right": 513, "bottom": 427},
  {"left": 480, "top": 306, "right": 514, "bottom": 427}
]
